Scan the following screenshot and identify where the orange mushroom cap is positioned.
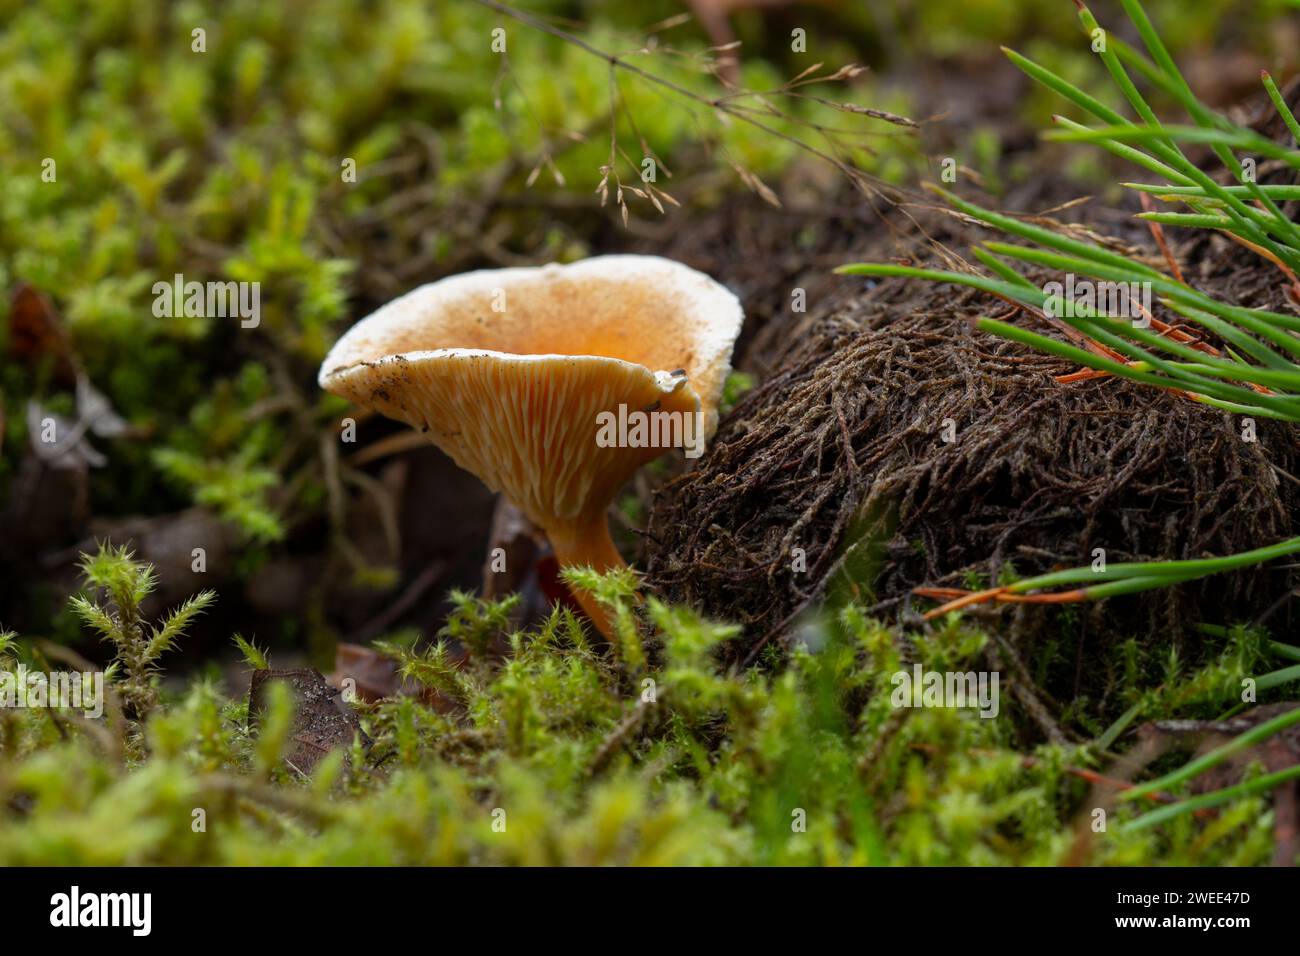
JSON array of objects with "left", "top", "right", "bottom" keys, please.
[{"left": 318, "top": 255, "right": 743, "bottom": 635}]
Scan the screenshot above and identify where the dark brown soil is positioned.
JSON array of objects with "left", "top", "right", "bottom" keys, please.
[{"left": 249, "top": 668, "right": 373, "bottom": 774}]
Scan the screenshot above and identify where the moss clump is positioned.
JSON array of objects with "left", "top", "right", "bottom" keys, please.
[{"left": 647, "top": 277, "right": 1300, "bottom": 664}]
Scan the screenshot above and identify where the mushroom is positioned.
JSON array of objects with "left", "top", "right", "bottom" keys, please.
[{"left": 318, "top": 255, "right": 743, "bottom": 636}]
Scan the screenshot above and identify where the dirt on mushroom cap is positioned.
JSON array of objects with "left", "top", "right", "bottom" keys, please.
[{"left": 644, "top": 272, "right": 1300, "bottom": 664}]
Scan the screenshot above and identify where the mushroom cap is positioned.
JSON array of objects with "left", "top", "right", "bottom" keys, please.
[{"left": 318, "top": 255, "right": 743, "bottom": 532}]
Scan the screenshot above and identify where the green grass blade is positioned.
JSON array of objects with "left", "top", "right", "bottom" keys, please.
[
  {"left": 1096, "top": 701, "right": 1144, "bottom": 752},
  {"left": 849, "top": 250, "right": 1300, "bottom": 410},
  {"left": 1076, "top": 2, "right": 1170, "bottom": 140},
  {"left": 970, "top": 246, "right": 1039, "bottom": 289},
  {"left": 1015, "top": 15, "right": 1300, "bottom": 263},
  {"left": 1120, "top": 763, "right": 1300, "bottom": 833},
  {"left": 1080, "top": 574, "right": 1203, "bottom": 600},
  {"left": 835, "top": 263, "right": 1042, "bottom": 309},
  {"left": 997, "top": 535, "right": 1300, "bottom": 591},
  {"left": 984, "top": 241, "right": 1300, "bottom": 349},
  {"left": 1138, "top": 212, "right": 1232, "bottom": 229},
  {"left": 1049, "top": 124, "right": 1300, "bottom": 170},
  {"left": 1123, "top": 183, "right": 1300, "bottom": 200},
  {"left": 1122, "top": 704, "right": 1300, "bottom": 801},
  {"left": 975, "top": 317, "right": 1265, "bottom": 410},
  {"left": 926, "top": 184, "right": 1167, "bottom": 279},
  {"left": 1271, "top": 641, "right": 1300, "bottom": 663},
  {"left": 1257, "top": 663, "right": 1300, "bottom": 691},
  {"left": 1263, "top": 71, "right": 1300, "bottom": 146},
  {"left": 1053, "top": 114, "right": 1194, "bottom": 185},
  {"left": 1002, "top": 45, "right": 1128, "bottom": 127}
]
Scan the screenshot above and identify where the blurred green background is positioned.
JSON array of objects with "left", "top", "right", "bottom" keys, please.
[{"left": 0, "top": 0, "right": 1294, "bottom": 659}]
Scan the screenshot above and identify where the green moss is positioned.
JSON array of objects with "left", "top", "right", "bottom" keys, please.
[{"left": 0, "top": 544, "right": 1284, "bottom": 865}]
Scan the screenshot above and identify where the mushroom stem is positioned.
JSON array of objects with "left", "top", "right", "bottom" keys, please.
[{"left": 546, "top": 515, "right": 628, "bottom": 640}]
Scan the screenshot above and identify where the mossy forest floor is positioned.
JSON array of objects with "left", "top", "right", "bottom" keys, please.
[{"left": 2, "top": 0, "right": 1300, "bottom": 866}]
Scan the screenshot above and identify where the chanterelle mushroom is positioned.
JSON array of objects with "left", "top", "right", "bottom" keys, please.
[{"left": 318, "top": 255, "right": 743, "bottom": 636}]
